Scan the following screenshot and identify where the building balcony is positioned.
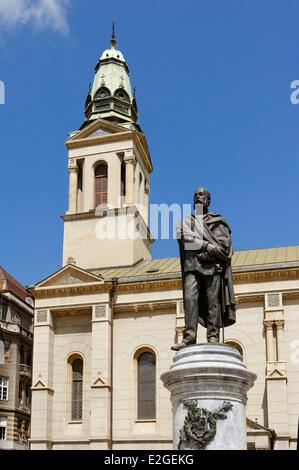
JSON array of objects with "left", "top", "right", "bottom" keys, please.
[
  {"left": 19, "top": 364, "right": 32, "bottom": 377},
  {"left": 0, "top": 320, "right": 33, "bottom": 339}
]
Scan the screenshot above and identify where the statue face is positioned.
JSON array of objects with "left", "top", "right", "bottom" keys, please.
[{"left": 194, "top": 188, "right": 211, "bottom": 210}]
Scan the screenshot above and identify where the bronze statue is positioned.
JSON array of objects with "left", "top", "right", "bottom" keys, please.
[{"left": 172, "top": 188, "right": 236, "bottom": 350}]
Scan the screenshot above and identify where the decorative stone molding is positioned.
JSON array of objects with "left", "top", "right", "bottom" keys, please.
[
  {"left": 275, "top": 320, "right": 285, "bottom": 330},
  {"left": 113, "top": 301, "right": 176, "bottom": 315},
  {"left": 266, "top": 366, "right": 287, "bottom": 381},
  {"left": 36, "top": 310, "right": 47, "bottom": 323},
  {"left": 115, "top": 279, "right": 182, "bottom": 293},
  {"left": 68, "top": 166, "right": 78, "bottom": 173},
  {"left": 32, "top": 375, "right": 54, "bottom": 394},
  {"left": 94, "top": 304, "right": 107, "bottom": 320},
  {"left": 32, "top": 282, "right": 112, "bottom": 299},
  {"left": 264, "top": 320, "right": 274, "bottom": 330},
  {"left": 56, "top": 275, "right": 85, "bottom": 286},
  {"left": 264, "top": 320, "right": 275, "bottom": 363},
  {"left": 233, "top": 268, "right": 299, "bottom": 284},
  {"left": 267, "top": 293, "right": 281, "bottom": 308},
  {"left": 161, "top": 344, "right": 256, "bottom": 450},
  {"left": 175, "top": 326, "right": 185, "bottom": 345},
  {"left": 275, "top": 320, "right": 285, "bottom": 363},
  {"left": 90, "top": 128, "right": 111, "bottom": 137},
  {"left": 66, "top": 129, "right": 153, "bottom": 173},
  {"left": 123, "top": 154, "right": 136, "bottom": 166},
  {"left": 177, "top": 300, "right": 184, "bottom": 316},
  {"left": 265, "top": 293, "right": 282, "bottom": 310}
]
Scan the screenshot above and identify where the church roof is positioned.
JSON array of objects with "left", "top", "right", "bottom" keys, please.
[
  {"left": 0, "top": 266, "right": 28, "bottom": 301},
  {"left": 91, "top": 245, "right": 299, "bottom": 281}
]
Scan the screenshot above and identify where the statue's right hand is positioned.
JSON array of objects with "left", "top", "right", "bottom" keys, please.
[{"left": 206, "top": 244, "right": 220, "bottom": 257}]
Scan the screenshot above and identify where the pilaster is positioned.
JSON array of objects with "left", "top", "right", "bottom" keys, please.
[
  {"left": 144, "top": 182, "right": 150, "bottom": 225},
  {"left": 89, "top": 303, "right": 112, "bottom": 449},
  {"left": 264, "top": 294, "right": 289, "bottom": 450},
  {"left": 68, "top": 162, "right": 78, "bottom": 213},
  {"left": 30, "top": 309, "right": 54, "bottom": 449},
  {"left": 124, "top": 150, "right": 136, "bottom": 206},
  {"left": 175, "top": 300, "right": 185, "bottom": 346}
]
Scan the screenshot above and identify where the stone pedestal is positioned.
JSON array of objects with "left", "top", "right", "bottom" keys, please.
[{"left": 161, "top": 344, "right": 256, "bottom": 450}]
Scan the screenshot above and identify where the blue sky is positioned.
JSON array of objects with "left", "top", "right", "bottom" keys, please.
[{"left": 0, "top": 0, "right": 299, "bottom": 286}]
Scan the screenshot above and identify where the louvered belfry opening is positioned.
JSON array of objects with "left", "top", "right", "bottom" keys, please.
[
  {"left": 72, "top": 358, "right": 83, "bottom": 421},
  {"left": 121, "top": 162, "right": 126, "bottom": 198},
  {"left": 137, "top": 351, "right": 156, "bottom": 420},
  {"left": 95, "top": 163, "right": 108, "bottom": 208}
]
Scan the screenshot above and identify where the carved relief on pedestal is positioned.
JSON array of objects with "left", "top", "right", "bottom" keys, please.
[{"left": 178, "top": 400, "right": 233, "bottom": 450}]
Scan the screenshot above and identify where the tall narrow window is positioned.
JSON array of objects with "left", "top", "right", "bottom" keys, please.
[
  {"left": 0, "top": 416, "right": 7, "bottom": 440},
  {"left": 137, "top": 351, "right": 156, "bottom": 420},
  {"left": 0, "top": 377, "right": 8, "bottom": 401},
  {"left": 77, "top": 161, "right": 83, "bottom": 212},
  {"left": 71, "top": 358, "right": 83, "bottom": 421},
  {"left": 121, "top": 162, "right": 126, "bottom": 199},
  {"left": 94, "top": 163, "right": 108, "bottom": 208}
]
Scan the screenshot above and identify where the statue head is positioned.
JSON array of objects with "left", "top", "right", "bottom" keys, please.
[{"left": 194, "top": 188, "right": 211, "bottom": 212}]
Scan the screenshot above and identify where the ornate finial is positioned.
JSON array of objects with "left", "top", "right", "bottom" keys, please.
[{"left": 111, "top": 19, "right": 116, "bottom": 48}]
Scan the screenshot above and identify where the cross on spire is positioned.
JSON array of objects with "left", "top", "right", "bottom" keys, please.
[{"left": 111, "top": 19, "right": 117, "bottom": 48}]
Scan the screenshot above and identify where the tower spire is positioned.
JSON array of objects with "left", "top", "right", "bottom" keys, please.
[{"left": 111, "top": 19, "right": 116, "bottom": 49}]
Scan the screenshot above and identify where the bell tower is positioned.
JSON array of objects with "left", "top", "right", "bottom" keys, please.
[{"left": 62, "top": 27, "right": 153, "bottom": 270}]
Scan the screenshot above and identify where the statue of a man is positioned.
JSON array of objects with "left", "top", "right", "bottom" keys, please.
[{"left": 172, "top": 188, "right": 236, "bottom": 350}]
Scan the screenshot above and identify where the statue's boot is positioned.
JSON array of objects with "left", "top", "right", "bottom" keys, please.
[{"left": 171, "top": 341, "right": 193, "bottom": 351}]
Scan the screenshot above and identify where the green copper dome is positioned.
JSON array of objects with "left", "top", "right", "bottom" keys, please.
[{"left": 84, "top": 25, "right": 139, "bottom": 131}]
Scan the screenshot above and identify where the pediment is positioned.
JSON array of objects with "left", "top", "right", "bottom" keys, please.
[
  {"left": 267, "top": 368, "right": 286, "bottom": 379},
  {"left": 91, "top": 371, "right": 110, "bottom": 388},
  {"left": 66, "top": 119, "right": 129, "bottom": 143},
  {"left": 246, "top": 418, "right": 272, "bottom": 434},
  {"left": 247, "top": 418, "right": 262, "bottom": 431},
  {"left": 32, "top": 376, "right": 46, "bottom": 389},
  {"left": 36, "top": 265, "right": 103, "bottom": 288}
]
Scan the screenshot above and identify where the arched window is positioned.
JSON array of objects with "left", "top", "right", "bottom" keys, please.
[
  {"left": 137, "top": 351, "right": 156, "bottom": 420},
  {"left": 225, "top": 340, "right": 244, "bottom": 357},
  {"left": 114, "top": 88, "right": 130, "bottom": 103},
  {"left": 94, "top": 87, "right": 111, "bottom": 100},
  {"left": 77, "top": 161, "right": 83, "bottom": 212},
  {"left": 71, "top": 358, "right": 83, "bottom": 421},
  {"left": 94, "top": 163, "right": 108, "bottom": 208}
]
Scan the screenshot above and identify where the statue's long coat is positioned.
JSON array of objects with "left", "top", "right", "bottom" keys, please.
[{"left": 178, "top": 212, "right": 236, "bottom": 328}]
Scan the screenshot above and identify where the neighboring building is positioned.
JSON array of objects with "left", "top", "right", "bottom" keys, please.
[
  {"left": 0, "top": 267, "right": 34, "bottom": 450},
  {"left": 29, "top": 31, "right": 299, "bottom": 450}
]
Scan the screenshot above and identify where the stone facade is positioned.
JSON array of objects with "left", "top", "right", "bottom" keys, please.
[
  {"left": 29, "top": 35, "right": 299, "bottom": 450},
  {"left": 29, "top": 262, "right": 299, "bottom": 450},
  {"left": 0, "top": 269, "right": 34, "bottom": 450}
]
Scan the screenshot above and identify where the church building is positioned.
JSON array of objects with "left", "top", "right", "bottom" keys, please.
[{"left": 29, "top": 30, "right": 299, "bottom": 450}]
